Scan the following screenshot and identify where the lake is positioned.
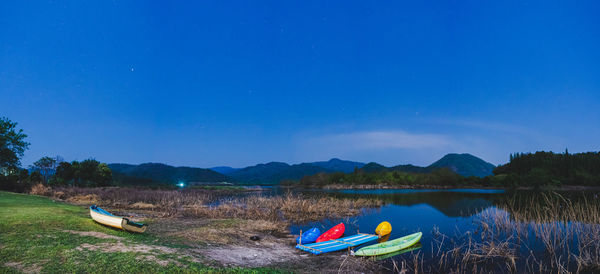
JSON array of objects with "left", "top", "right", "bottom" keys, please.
[{"left": 278, "top": 188, "right": 600, "bottom": 272}]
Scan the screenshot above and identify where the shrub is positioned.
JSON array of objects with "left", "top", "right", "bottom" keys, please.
[{"left": 29, "top": 183, "right": 51, "bottom": 196}]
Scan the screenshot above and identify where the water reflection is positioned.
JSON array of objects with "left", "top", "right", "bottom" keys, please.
[
  {"left": 284, "top": 188, "right": 600, "bottom": 272},
  {"left": 318, "top": 189, "right": 505, "bottom": 218}
]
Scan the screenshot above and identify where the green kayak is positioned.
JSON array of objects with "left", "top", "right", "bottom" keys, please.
[
  {"left": 353, "top": 232, "right": 422, "bottom": 256},
  {"left": 375, "top": 243, "right": 422, "bottom": 260}
]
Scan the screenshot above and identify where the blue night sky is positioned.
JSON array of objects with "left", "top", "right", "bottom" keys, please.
[{"left": 1, "top": 1, "right": 599, "bottom": 168}]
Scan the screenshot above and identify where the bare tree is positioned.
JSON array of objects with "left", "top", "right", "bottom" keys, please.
[{"left": 32, "top": 156, "right": 57, "bottom": 184}]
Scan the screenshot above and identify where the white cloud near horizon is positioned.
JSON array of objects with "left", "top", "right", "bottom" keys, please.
[
  {"left": 311, "top": 130, "right": 452, "bottom": 150},
  {"left": 432, "top": 118, "right": 538, "bottom": 136}
]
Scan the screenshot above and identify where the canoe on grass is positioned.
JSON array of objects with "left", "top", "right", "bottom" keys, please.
[
  {"left": 89, "top": 205, "right": 147, "bottom": 233},
  {"left": 353, "top": 232, "right": 422, "bottom": 256},
  {"left": 296, "top": 233, "right": 378, "bottom": 255}
]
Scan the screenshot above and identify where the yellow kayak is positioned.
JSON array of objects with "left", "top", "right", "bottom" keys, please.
[{"left": 375, "top": 221, "right": 392, "bottom": 236}]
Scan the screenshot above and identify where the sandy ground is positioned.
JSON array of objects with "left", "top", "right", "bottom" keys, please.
[
  {"left": 148, "top": 217, "right": 382, "bottom": 273},
  {"left": 79, "top": 209, "right": 384, "bottom": 273},
  {"left": 31, "top": 199, "right": 383, "bottom": 273},
  {"left": 62, "top": 219, "right": 381, "bottom": 273}
]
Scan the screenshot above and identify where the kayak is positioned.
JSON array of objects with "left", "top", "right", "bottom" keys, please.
[
  {"left": 296, "top": 227, "right": 321, "bottom": 244},
  {"left": 375, "top": 221, "right": 392, "bottom": 236},
  {"left": 374, "top": 243, "right": 422, "bottom": 261},
  {"left": 296, "top": 221, "right": 391, "bottom": 255},
  {"left": 316, "top": 223, "right": 345, "bottom": 242},
  {"left": 296, "top": 233, "right": 378, "bottom": 255},
  {"left": 353, "top": 232, "right": 422, "bottom": 256},
  {"left": 89, "top": 205, "right": 147, "bottom": 233}
]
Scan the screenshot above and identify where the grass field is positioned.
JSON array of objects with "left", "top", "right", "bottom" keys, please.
[{"left": 0, "top": 191, "right": 283, "bottom": 273}]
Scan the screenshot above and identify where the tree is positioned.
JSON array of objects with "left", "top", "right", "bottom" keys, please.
[
  {"left": 18, "top": 169, "right": 29, "bottom": 181},
  {"left": 94, "top": 163, "right": 113, "bottom": 187},
  {"left": 0, "top": 117, "right": 30, "bottom": 172},
  {"left": 29, "top": 171, "right": 43, "bottom": 184},
  {"left": 53, "top": 162, "right": 74, "bottom": 186},
  {"left": 78, "top": 159, "right": 100, "bottom": 186},
  {"left": 32, "top": 156, "right": 57, "bottom": 184},
  {"left": 52, "top": 159, "right": 113, "bottom": 187}
]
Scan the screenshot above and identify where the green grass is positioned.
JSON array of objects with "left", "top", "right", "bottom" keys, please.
[{"left": 0, "top": 191, "right": 286, "bottom": 273}]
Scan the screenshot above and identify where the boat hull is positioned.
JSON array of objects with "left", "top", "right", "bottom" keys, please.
[
  {"left": 89, "top": 205, "right": 147, "bottom": 233},
  {"left": 90, "top": 206, "right": 125, "bottom": 229},
  {"left": 316, "top": 223, "right": 345, "bottom": 242},
  {"left": 296, "top": 233, "right": 378, "bottom": 255},
  {"left": 296, "top": 227, "right": 321, "bottom": 244},
  {"left": 354, "top": 232, "right": 422, "bottom": 256}
]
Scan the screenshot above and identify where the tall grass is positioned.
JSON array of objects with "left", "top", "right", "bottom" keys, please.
[
  {"left": 185, "top": 194, "right": 381, "bottom": 223},
  {"left": 388, "top": 193, "right": 600, "bottom": 273},
  {"left": 42, "top": 186, "right": 382, "bottom": 224}
]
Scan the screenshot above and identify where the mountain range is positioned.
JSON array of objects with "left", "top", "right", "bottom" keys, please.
[
  {"left": 359, "top": 153, "right": 496, "bottom": 178},
  {"left": 109, "top": 163, "right": 228, "bottom": 185},
  {"left": 108, "top": 153, "right": 495, "bottom": 186},
  {"left": 223, "top": 158, "right": 364, "bottom": 184}
]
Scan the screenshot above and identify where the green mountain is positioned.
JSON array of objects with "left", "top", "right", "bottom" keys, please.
[
  {"left": 228, "top": 162, "right": 334, "bottom": 185},
  {"left": 311, "top": 158, "right": 365, "bottom": 173},
  {"left": 209, "top": 166, "right": 240, "bottom": 175},
  {"left": 360, "top": 162, "right": 389, "bottom": 173},
  {"left": 359, "top": 153, "right": 495, "bottom": 177},
  {"left": 389, "top": 164, "right": 428, "bottom": 173},
  {"left": 109, "top": 163, "right": 229, "bottom": 185},
  {"left": 223, "top": 158, "right": 365, "bottom": 184},
  {"left": 428, "top": 153, "right": 495, "bottom": 177}
]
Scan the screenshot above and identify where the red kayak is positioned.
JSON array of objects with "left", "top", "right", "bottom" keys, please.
[{"left": 316, "top": 223, "right": 345, "bottom": 242}]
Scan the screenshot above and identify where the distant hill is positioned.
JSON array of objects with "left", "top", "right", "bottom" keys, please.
[
  {"left": 109, "top": 163, "right": 229, "bottom": 185},
  {"left": 209, "top": 166, "right": 240, "bottom": 175},
  {"left": 428, "top": 153, "right": 495, "bottom": 177},
  {"left": 227, "top": 158, "right": 365, "bottom": 184},
  {"left": 311, "top": 158, "right": 365, "bottom": 173},
  {"left": 358, "top": 153, "right": 495, "bottom": 177},
  {"left": 389, "top": 164, "right": 428, "bottom": 173},
  {"left": 360, "top": 162, "right": 389, "bottom": 173},
  {"left": 108, "top": 154, "right": 494, "bottom": 186},
  {"left": 228, "top": 162, "right": 332, "bottom": 185}
]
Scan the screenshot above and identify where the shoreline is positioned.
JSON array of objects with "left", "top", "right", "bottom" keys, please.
[
  {"left": 296, "top": 184, "right": 600, "bottom": 191},
  {"left": 320, "top": 184, "right": 494, "bottom": 190}
]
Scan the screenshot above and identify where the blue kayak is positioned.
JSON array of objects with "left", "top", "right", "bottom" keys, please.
[
  {"left": 296, "top": 227, "right": 321, "bottom": 244},
  {"left": 296, "top": 233, "right": 378, "bottom": 255}
]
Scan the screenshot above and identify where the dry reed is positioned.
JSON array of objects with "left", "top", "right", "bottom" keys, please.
[
  {"left": 388, "top": 193, "right": 600, "bottom": 273},
  {"left": 41, "top": 186, "right": 382, "bottom": 224}
]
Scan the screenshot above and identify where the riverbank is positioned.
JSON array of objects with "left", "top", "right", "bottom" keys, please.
[
  {"left": 320, "top": 184, "right": 493, "bottom": 190},
  {"left": 7, "top": 185, "right": 600, "bottom": 273},
  {"left": 305, "top": 183, "right": 600, "bottom": 191},
  {"left": 1, "top": 188, "right": 384, "bottom": 273},
  {"left": 0, "top": 191, "right": 267, "bottom": 273}
]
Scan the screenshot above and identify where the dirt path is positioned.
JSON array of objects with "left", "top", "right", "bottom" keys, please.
[{"left": 145, "top": 217, "right": 382, "bottom": 273}]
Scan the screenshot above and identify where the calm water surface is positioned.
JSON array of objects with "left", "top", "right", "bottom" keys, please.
[
  {"left": 289, "top": 189, "right": 502, "bottom": 258},
  {"left": 275, "top": 188, "right": 600, "bottom": 272}
]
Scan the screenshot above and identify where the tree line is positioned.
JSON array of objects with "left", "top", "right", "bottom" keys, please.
[
  {"left": 293, "top": 150, "right": 600, "bottom": 188},
  {"left": 290, "top": 167, "right": 489, "bottom": 188},
  {"left": 0, "top": 117, "right": 113, "bottom": 192},
  {"left": 492, "top": 150, "right": 600, "bottom": 187}
]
